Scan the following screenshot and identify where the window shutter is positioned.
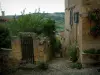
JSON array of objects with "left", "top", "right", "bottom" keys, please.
[
  {"left": 70, "top": 9, "right": 73, "bottom": 26},
  {"left": 74, "top": 12, "right": 79, "bottom": 24}
]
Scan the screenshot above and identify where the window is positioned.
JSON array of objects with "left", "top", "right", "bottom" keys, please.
[
  {"left": 70, "top": 9, "right": 73, "bottom": 26},
  {"left": 74, "top": 12, "right": 79, "bottom": 24}
]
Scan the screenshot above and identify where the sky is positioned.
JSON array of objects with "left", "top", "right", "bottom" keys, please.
[{"left": 0, "top": 0, "right": 64, "bottom": 15}]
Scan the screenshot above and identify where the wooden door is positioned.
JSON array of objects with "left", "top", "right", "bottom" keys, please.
[{"left": 21, "top": 36, "right": 34, "bottom": 63}]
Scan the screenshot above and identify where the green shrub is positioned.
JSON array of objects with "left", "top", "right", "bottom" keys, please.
[
  {"left": 83, "top": 48, "right": 100, "bottom": 54},
  {"left": 68, "top": 42, "right": 78, "bottom": 62},
  {"left": 0, "top": 24, "right": 11, "bottom": 49},
  {"left": 54, "top": 38, "right": 61, "bottom": 53},
  {"left": 83, "top": 48, "right": 96, "bottom": 54},
  {"left": 70, "top": 63, "right": 82, "bottom": 69}
]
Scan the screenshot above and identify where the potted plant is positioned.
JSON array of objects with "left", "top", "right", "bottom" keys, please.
[{"left": 83, "top": 48, "right": 100, "bottom": 62}]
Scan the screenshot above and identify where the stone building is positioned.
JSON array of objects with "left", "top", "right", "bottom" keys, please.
[
  {"left": 11, "top": 32, "right": 51, "bottom": 64},
  {"left": 65, "top": 0, "right": 100, "bottom": 66}
]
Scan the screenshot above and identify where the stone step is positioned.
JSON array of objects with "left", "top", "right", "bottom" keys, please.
[{"left": 19, "top": 63, "right": 37, "bottom": 70}]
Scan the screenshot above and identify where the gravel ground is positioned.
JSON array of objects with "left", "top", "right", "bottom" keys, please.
[{"left": 14, "top": 58, "right": 100, "bottom": 75}]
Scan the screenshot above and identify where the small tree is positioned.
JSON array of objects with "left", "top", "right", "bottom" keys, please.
[
  {"left": 7, "top": 11, "right": 47, "bottom": 35},
  {"left": 7, "top": 9, "right": 57, "bottom": 57},
  {"left": 43, "top": 19, "right": 56, "bottom": 56}
]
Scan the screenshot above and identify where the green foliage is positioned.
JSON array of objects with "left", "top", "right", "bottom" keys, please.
[
  {"left": 88, "top": 9, "right": 100, "bottom": 23},
  {"left": 43, "top": 19, "right": 56, "bottom": 36},
  {"left": 7, "top": 12, "right": 47, "bottom": 35},
  {"left": 90, "top": 25, "right": 100, "bottom": 37},
  {"left": 42, "top": 19, "right": 57, "bottom": 56},
  {"left": 7, "top": 9, "right": 57, "bottom": 36},
  {"left": 7, "top": 9, "right": 58, "bottom": 56},
  {"left": 47, "top": 12, "right": 65, "bottom": 32},
  {"left": 7, "top": 11, "right": 65, "bottom": 35},
  {"left": 83, "top": 48, "right": 100, "bottom": 54},
  {"left": 83, "top": 48, "right": 96, "bottom": 54},
  {"left": 0, "top": 24, "right": 11, "bottom": 49},
  {"left": 88, "top": 9, "right": 100, "bottom": 37},
  {"left": 54, "top": 38, "right": 61, "bottom": 53},
  {"left": 68, "top": 42, "right": 78, "bottom": 62},
  {"left": 70, "top": 63, "right": 82, "bottom": 69},
  {"left": 7, "top": 12, "right": 64, "bottom": 35}
]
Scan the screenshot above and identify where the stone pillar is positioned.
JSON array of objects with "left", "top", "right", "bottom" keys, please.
[{"left": 11, "top": 36, "right": 22, "bottom": 62}]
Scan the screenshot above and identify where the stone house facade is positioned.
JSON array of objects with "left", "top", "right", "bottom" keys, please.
[{"left": 65, "top": 0, "right": 100, "bottom": 65}]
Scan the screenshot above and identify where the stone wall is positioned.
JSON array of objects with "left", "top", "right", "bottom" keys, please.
[
  {"left": 82, "top": 0, "right": 100, "bottom": 9},
  {"left": 33, "top": 39, "right": 51, "bottom": 64},
  {"left": 65, "top": 0, "right": 100, "bottom": 65},
  {"left": 82, "top": 17, "right": 100, "bottom": 50},
  {"left": 65, "top": 0, "right": 83, "bottom": 59},
  {"left": 11, "top": 33, "right": 51, "bottom": 64},
  {"left": 80, "top": 3, "right": 100, "bottom": 65},
  {"left": 81, "top": 17, "right": 100, "bottom": 65},
  {"left": 11, "top": 36, "right": 22, "bottom": 62}
]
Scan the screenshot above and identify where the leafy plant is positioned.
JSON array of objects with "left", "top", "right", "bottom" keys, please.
[
  {"left": 7, "top": 11, "right": 46, "bottom": 35},
  {"left": 68, "top": 42, "right": 78, "bottom": 62},
  {"left": 88, "top": 9, "right": 100, "bottom": 37},
  {"left": 7, "top": 9, "right": 58, "bottom": 56},
  {"left": 83, "top": 48, "right": 100, "bottom": 54},
  {"left": 83, "top": 48, "right": 96, "bottom": 54},
  {"left": 55, "top": 38, "right": 61, "bottom": 53},
  {"left": 70, "top": 63, "right": 82, "bottom": 69},
  {"left": 83, "top": 48, "right": 100, "bottom": 61},
  {"left": 90, "top": 25, "right": 100, "bottom": 37}
]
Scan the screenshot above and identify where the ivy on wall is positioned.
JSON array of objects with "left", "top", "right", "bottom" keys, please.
[{"left": 88, "top": 9, "right": 100, "bottom": 38}]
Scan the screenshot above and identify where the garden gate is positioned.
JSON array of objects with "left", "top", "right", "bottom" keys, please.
[{"left": 20, "top": 33, "right": 34, "bottom": 63}]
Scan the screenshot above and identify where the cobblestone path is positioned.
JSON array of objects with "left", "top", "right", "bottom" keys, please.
[{"left": 14, "top": 58, "right": 100, "bottom": 75}]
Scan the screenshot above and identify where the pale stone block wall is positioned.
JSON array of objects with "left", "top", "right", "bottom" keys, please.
[
  {"left": 11, "top": 33, "right": 51, "bottom": 64},
  {"left": 65, "top": 0, "right": 83, "bottom": 60},
  {"left": 82, "top": 0, "right": 100, "bottom": 9},
  {"left": 33, "top": 39, "right": 51, "bottom": 64},
  {"left": 80, "top": 2, "right": 100, "bottom": 64},
  {"left": 82, "top": 17, "right": 100, "bottom": 50},
  {"left": 10, "top": 36, "right": 22, "bottom": 63},
  {"left": 64, "top": 10, "right": 71, "bottom": 57},
  {"left": 65, "top": 0, "right": 100, "bottom": 65}
]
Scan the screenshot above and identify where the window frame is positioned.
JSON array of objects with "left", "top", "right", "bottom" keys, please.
[{"left": 74, "top": 12, "right": 79, "bottom": 24}]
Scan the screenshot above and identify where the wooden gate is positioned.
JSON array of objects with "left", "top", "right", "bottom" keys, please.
[{"left": 20, "top": 36, "right": 34, "bottom": 63}]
